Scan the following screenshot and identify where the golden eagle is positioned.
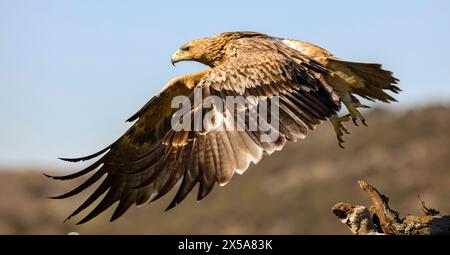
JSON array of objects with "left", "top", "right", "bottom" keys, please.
[{"left": 47, "top": 32, "right": 400, "bottom": 224}]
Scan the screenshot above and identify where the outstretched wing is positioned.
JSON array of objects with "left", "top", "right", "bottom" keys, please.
[
  {"left": 46, "top": 74, "right": 202, "bottom": 224},
  {"left": 48, "top": 37, "right": 340, "bottom": 224}
]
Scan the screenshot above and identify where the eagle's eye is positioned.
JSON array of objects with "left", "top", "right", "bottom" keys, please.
[{"left": 180, "top": 46, "right": 191, "bottom": 52}]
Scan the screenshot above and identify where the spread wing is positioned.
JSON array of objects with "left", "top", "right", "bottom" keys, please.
[
  {"left": 46, "top": 74, "right": 202, "bottom": 224},
  {"left": 48, "top": 37, "right": 340, "bottom": 224}
]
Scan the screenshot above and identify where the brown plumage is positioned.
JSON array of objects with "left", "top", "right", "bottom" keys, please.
[{"left": 47, "top": 31, "right": 400, "bottom": 224}]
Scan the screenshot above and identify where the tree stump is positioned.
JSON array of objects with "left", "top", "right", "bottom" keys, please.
[{"left": 332, "top": 180, "right": 450, "bottom": 235}]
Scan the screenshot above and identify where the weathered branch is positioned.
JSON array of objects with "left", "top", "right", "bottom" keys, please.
[{"left": 332, "top": 180, "right": 450, "bottom": 235}]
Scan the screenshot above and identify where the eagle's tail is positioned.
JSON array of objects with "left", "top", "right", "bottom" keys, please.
[{"left": 329, "top": 59, "right": 401, "bottom": 103}]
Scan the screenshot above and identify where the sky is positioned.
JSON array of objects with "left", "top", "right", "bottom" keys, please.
[{"left": 1, "top": 0, "right": 450, "bottom": 167}]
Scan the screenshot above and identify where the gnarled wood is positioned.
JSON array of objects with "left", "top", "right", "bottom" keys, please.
[{"left": 332, "top": 180, "right": 450, "bottom": 235}]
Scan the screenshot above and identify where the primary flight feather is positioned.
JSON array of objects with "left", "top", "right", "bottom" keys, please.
[{"left": 47, "top": 32, "right": 400, "bottom": 224}]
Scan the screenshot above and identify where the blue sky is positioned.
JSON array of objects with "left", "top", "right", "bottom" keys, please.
[{"left": 1, "top": 0, "right": 450, "bottom": 167}]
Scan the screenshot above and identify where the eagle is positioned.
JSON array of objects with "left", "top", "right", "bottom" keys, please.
[{"left": 47, "top": 32, "right": 400, "bottom": 224}]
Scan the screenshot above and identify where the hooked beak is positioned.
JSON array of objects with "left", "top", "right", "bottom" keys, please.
[{"left": 171, "top": 50, "right": 180, "bottom": 66}]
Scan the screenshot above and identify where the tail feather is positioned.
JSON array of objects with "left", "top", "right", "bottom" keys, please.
[{"left": 329, "top": 59, "right": 401, "bottom": 103}]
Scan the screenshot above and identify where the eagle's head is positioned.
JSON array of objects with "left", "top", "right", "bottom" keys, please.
[
  {"left": 171, "top": 36, "right": 225, "bottom": 67},
  {"left": 171, "top": 32, "right": 268, "bottom": 67}
]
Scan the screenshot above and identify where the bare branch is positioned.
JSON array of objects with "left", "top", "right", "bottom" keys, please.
[{"left": 332, "top": 180, "right": 450, "bottom": 235}]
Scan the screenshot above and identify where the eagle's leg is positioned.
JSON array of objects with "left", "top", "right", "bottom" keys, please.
[
  {"left": 330, "top": 114, "right": 351, "bottom": 149},
  {"left": 330, "top": 79, "right": 369, "bottom": 127},
  {"left": 343, "top": 97, "right": 370, "bottom": 127}
]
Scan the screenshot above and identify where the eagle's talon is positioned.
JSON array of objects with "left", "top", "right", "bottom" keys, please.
[
  {"left": 345, "top": 102, "right": 369, "bottom": 127},
  {"left": 331, "top": 114, "right": 352, "bottom": 148},
  {"left": 362, "top": 119, "right": 368, "bottom": 126}
]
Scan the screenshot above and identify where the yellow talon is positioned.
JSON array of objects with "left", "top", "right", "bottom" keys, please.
[
  {"left": 344, "top": 101, "right": 368, "bottom": 127},
  {"left": 331, "top": 114, "right": 351, "bottom": 148}
]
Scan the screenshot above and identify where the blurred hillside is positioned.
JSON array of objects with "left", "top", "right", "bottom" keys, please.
[{"left": 1, "top": 105, "right": 450, "bottom": 234}]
